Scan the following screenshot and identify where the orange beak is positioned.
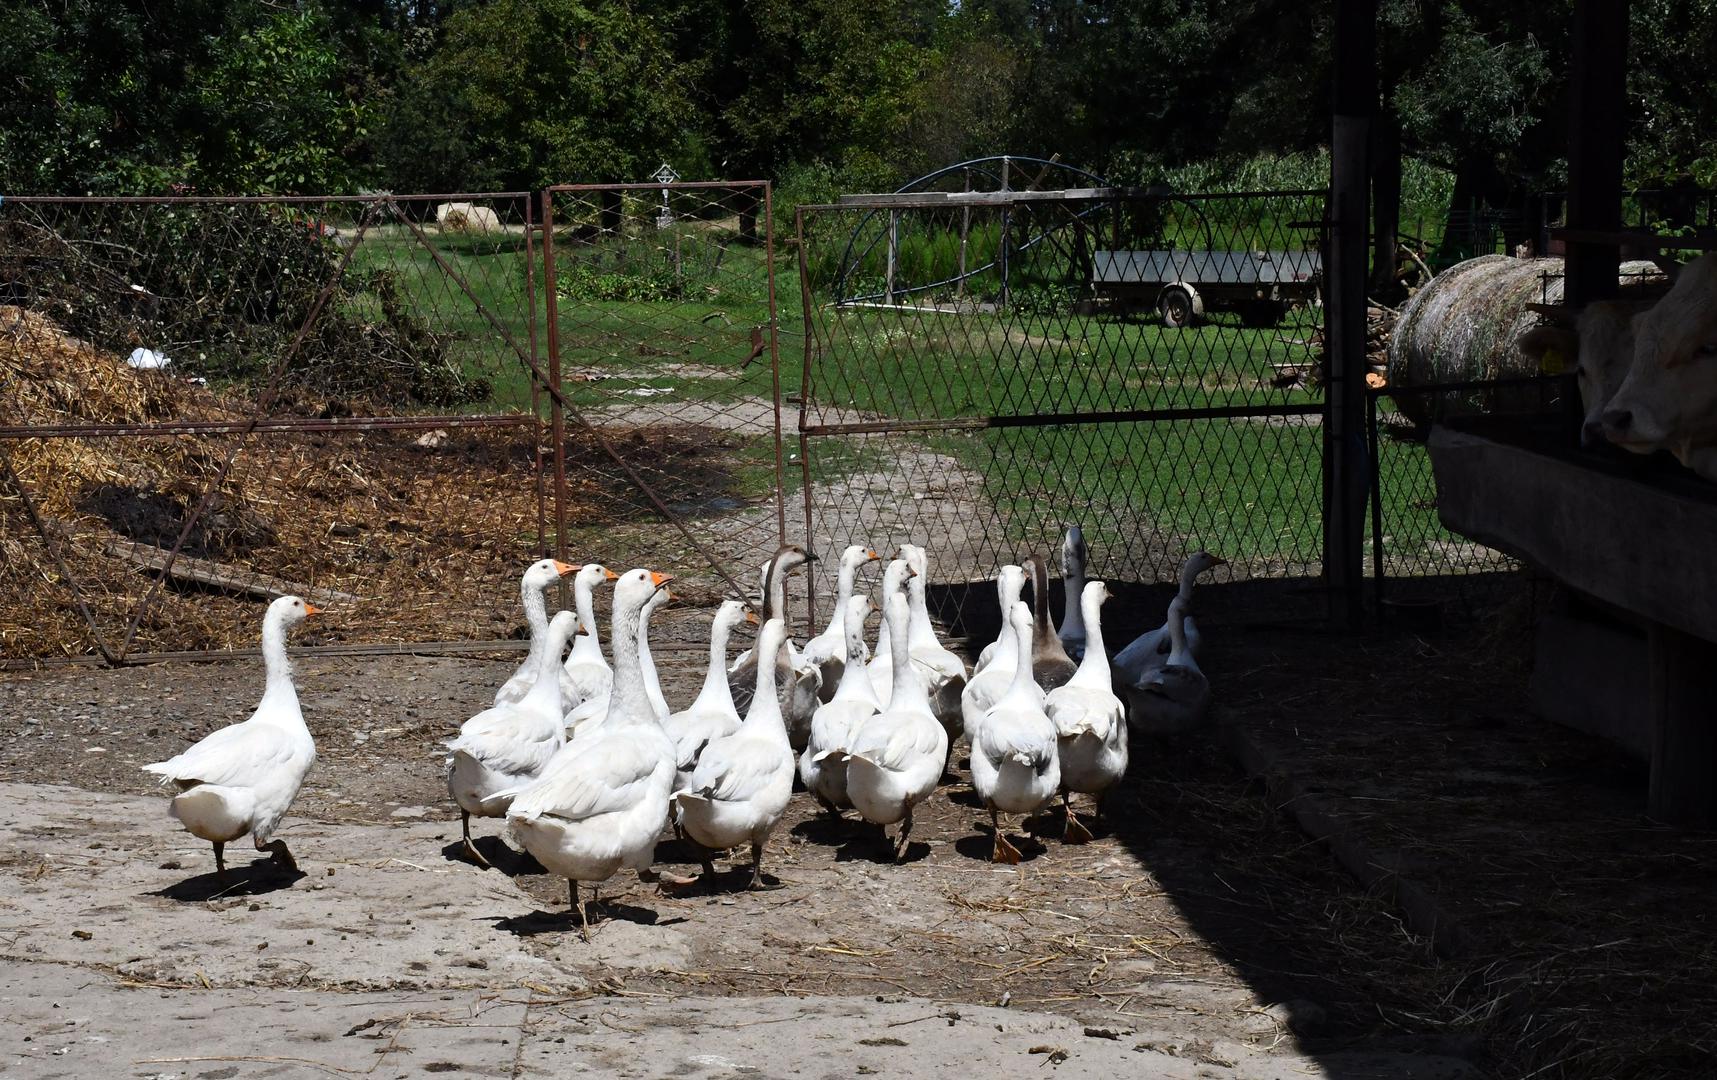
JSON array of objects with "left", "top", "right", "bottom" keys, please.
[
  {"left": 744, "top": 610, "right": 761, "bottom": 626},
  {"left": 303, "top": 603, "right": 321, "bottom": 617},
  {"left": 603, "top": 568, "right": 620, "bottom": 581},
  {"left": 553, "top": 560, "right": 577, "bottom": 576},
  {"left": 648, "top": 571, "right": 673, "bottom": 588},
  {"left": 865, "top": 549, "right": 881, "bottom": 561},
  {"left": 1209, "top": 555, "right": 1228, "bottom": 567}
]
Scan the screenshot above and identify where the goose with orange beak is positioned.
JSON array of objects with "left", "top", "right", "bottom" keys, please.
[
  {"left": 507, "top": 569, "right": 680, "bottom": 939},
  {"left": 494, "top": 559, "right": 580, "bottom": 707},
  {"left": 144, "top": 595, "right": 322, "bottom": 879}
]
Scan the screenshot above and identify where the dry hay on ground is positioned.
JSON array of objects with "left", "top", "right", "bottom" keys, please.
[{"left": 0, "top": 306, "right": 551, "bottom": 658}]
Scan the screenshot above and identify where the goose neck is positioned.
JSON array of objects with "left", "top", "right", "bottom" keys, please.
[
  {"left": 1005, "top": 609, "right": 1036, "bottom": 697},
  {"left": 693, "top": 616, "right": 736, "bottom": 709},
  {"left": 258, "top": 616, "right": 302, "bottom": 714},
  {"left": 519, "top": 575, "right": 550, "bottom": 673},
  {"left": 574, "top": 576, "right": 602, "bottom": 645},
  {"left": 1072, "top": 590, "right": 1109, "bottom": 685},
  {"left": 887, "top": 606, "right": 930, "bottom": 711},
  {"left": 608, "top": 597, "right": 655, "bottom": 726}
]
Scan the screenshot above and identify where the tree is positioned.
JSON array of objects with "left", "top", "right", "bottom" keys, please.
[{"left": 380, "top": 0, "right": 696, "bottom": 191}]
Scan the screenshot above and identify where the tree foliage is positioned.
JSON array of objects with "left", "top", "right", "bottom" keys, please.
[{"left": 3, "top": 0, "right": 1714, "bottom": 202}]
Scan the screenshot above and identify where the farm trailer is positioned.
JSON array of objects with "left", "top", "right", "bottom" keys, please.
[{"left": 1091, "top": 249, "right": 1324, "bottom": 328}]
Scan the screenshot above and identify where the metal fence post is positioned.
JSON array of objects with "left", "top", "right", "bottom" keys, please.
[
  {"left": 539, "top": 189, "right": 569, "bottom": 566},
  {"left": 1327, "top": 0, "right": 1377, "bottom": 628}
]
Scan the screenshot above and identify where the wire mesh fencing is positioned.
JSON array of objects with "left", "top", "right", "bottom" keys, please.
[
  {"left": 1363, "top": 377, "right": 1577, "bottom": 609},
  {"left": 793, "top": 189, "right": 1329, "bottom": 625},
  {"left": 540, "top": 182, "right": 785, "bottom": 617},
  {"left": 0, "top": 194, "right": 553, "bottom": 663}
]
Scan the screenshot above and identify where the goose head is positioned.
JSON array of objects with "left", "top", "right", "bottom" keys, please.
[
  {"left": 1061, "top": 526, "right": 1087, "bottom": 577},
  {"left": 267, "top": 594, "right": 321, "bottom": 631},
  {"left": 996, "top": 564, "right": 1026, "bottom": 605},
  {"left": 840, "top": 544, "right": 882, "bottom": 573},
  {"left": 898, "top": 544, "right": 929, "bottom": 580},
  {"left": 614, "top": 568, "right": 673, "bottom": 615},
  {"left": 1183, "top": 551, "right": 1226, "bottom": 580},
  {"left": 523, "top": 558, "right": 576, "bottom": 591},
  {"left": 712, "top": 598, "right": 754, "bottom": 635},
  {"left": 881, "top": 557, "right": 916, "bottom": 600},
  {"left": 572, "top": 562, "right": 620, "bottom": 592},
  {"left": 771, "top": 543, "right": 817, "bottom": 575},
  {"left": 546, "top": 609, "right": 580, "bottom": 656}
]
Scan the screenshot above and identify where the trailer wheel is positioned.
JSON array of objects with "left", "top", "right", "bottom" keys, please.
[
  {"left": 1158, "top": 284, "right": 1200, "bottom": 328},
  {"left": 1241, "top": 300, "right": 1286, "bottom": 328}
]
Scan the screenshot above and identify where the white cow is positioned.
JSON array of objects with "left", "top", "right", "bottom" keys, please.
[
  {"left": 1601, "top": 253, "right": 1717, "bottom": 482},
  {"left": 1520, "top": 299, "right": 1653, "bottom": 446}
]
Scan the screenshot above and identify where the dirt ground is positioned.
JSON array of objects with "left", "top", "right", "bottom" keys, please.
[{"left": 0, "top": 630, "right": 1487, "bottom": 1079}]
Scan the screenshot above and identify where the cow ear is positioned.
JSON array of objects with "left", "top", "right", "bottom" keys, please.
[{"left": 1519, "top": 325, "right": 1579, "bottom": 373}]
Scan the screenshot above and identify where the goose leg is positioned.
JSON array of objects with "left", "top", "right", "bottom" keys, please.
[
  {"left": 259, "top": 839, "right": 298, "bottom": 874},
  {"left": 990, "top": 809, "right": 1022, "bottom": 865},
  {"left": 461, "top": 811, "right": 493, "bottom": 870},
  {"left": 748, "top": 841, "right": 781, "bottom": 891},
  {"left": 1062, "top": 793, "right": 1094, "bottom": 844},
  {"left": 571, "top": 881, "right": 592, "bottom": 943},
  {"left": 893, "top": 807, "right": 914, "bottom": 863},
  {"left": 213, "top": 841, "right": 226, "bottom": 881}
]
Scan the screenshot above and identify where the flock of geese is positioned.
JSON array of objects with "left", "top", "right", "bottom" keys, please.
[{"left": 142, "top": 530, "right": 1223, "bottom": 938}]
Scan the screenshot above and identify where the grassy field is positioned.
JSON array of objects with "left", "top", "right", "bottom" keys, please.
[{"left": 348, "top": 219, "right": 1452, "bottom": 581}]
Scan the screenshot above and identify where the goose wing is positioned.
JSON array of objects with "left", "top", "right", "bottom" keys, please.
[
  {"left": 143, "top": 721, "right": 299, "bottom": 790},
  {"left": 507, "top": 734, "right": 661, "bottom": 823}
]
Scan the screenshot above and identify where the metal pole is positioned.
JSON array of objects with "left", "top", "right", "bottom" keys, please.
[
  {"left": 1565, "top": 0, "right": 1628, "bottom": 308},
  {"left": 1327, "top": 0, "right": 1376, "bottom": 628},
  {"left": 764, "top": 182, "right": 787, "bottom": 548},
  {"left": 796, "top": 206, "right": 821, "bottom": 630},
  {"left": 1368, "top": 389, "right": 1386, "bottom": 609},
  {"left": 885, "top": 209, "right": 898, "bottom": 306},
  {"left": 524, "top": 194, "right": 548, "bottom": 560},
  {"left": 540, "top": 189, "right": 568, "bottom": 565}
]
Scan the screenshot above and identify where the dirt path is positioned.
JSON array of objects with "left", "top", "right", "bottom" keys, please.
[{"left": 0, "top": 654, "right": 1480, "bottom": 1078}]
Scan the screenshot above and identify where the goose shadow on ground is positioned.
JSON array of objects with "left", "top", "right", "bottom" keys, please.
[
  {"left": 490, "top": 897, "right": 670, "bottom": 938},
  {"left": 439, "top": 837, "right": 545, "bottom": 877},
  {"left": 150, "top": 859, "right": 306, "bottom": 902}
]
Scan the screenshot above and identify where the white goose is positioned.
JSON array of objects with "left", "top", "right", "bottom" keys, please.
[
  {"left": 961, "top": 565, "right": 1039, "bottom": 749},
  {"left": 799, "top": 595, "right": 881, "bottom": 814},
  {"left": 672, "top": 617, "right": 797, "bottom": 890},
  {"left": 799, "top": 545, "right": 881, "bottom": 701},
  {"left": 665, "top": 600, "right": 755, "bottom": 792},
  {"left": 446, "top": 609, "right": 579, "bottom": 868},
  {"left": 143, "top": 595, "right": 320, "bottom": 878},
  {"left": 843, "top": 568, "right": 949, "bottom": 861},
  {"left": 901, "top": 544, "right": 970, "bottom": 741},
  {"left": 1123, "top": 596, "right": 1211, "bottom": 734},
  {"left": 494, "top": 559, "right": 576, "bottom": 707},
  {"left": 1056, "top": 526, "right": 1089, "bottom": 662},
  {"left": 561, "top": 562, "right": 620, "bottom": 710},
  {"left": 730, "top": 544, "right": 822, "bottom": 748},
  {"left": 1113, "top": 551, "right": 1224, "bottom": 683},
  {"left": 565, "top": 570, "right": 672, "bottom": 734},
  {"left": 506, "top": 569, "right": 678, "bottom": 939},
  {"left": 1046, "top": 581, "right": 1127, "bottom": 843},
  {"left": 971, "top": 600, "right": 1062, "bottom": 864}
]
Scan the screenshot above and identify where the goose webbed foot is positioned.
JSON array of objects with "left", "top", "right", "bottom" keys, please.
[
  {"left": 893, "top": 807, "right": 914, "bottom": 863},
  {"left": 461, "top": 812, "right": 494, "bottom": 870},
  {"left": 1062, "top": 794, "right": 1094, "bottom": 845},
  {"left": 989, "top": 809, "right": 1022, "bottom": 865},
  {"left": 571, "top": 881, "right": 595, "bottom": 943},
  {"left": 747, "top": 841, "right": 783, "bottom": 891}
]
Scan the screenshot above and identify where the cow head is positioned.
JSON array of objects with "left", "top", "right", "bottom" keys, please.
[
  {"left": 1519, "top": 299, "right": 1649, "bottom": 447},
  {"left": 1602, "top": 253, "right": 1717, "bottom": 459}
]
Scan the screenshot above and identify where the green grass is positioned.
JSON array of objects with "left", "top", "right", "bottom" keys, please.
[{"left": 353, "top": 224, "right": 1448, "bottom": 578}]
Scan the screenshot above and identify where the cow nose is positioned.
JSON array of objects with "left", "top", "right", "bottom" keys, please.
[
  {"left": 1580, "top": 419, "right": 1606, "bottom": 448},
  {"left": 1602, "top": 408, "right": 1633, "bottom": 434}
]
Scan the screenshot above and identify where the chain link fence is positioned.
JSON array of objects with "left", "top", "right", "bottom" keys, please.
[{"left": 794, "top": 189, "right": 1329, "bottom": 628}]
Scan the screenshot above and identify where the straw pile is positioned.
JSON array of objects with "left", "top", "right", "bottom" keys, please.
[{"left": 0, "top": 305, "right": 561, "bottom": 660}]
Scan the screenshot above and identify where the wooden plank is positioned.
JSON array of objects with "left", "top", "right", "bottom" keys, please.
[
  {"left": 100, "top": 539, "right": 362, "bottom": 605},
  {"left": 1551, "top": 227, "right": 1717, "bottom": 252},
  {"left": 1430, "top": 428, "right": 1717, "bottom": 644}
]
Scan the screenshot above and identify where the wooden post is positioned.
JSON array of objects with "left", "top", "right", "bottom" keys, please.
[
  {"left": 1326, "top": 0, "right": 1377, "bottom": 628},
  {"left": 957, "top": 170, "right": 971, "bottom": 297},
  {"left": 1565, "top": 0, "right": 1628, "bottom": 307},
  {"left": 1648, "top": 626, "right": 1717, "bottom": 827},
  {"left": 885, "top": 210, "right": 898, "bottom": 306},
  {"left": 999, "top": 157, "right": 1012, "bottom": 309}
]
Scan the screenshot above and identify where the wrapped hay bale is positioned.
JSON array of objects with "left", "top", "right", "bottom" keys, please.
[
  {"left": 1386, "top": 255, "right": 1664, "bottom": 426},
  {"left": 434, "top": 201, "right": 502, "bottom": 235}
]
